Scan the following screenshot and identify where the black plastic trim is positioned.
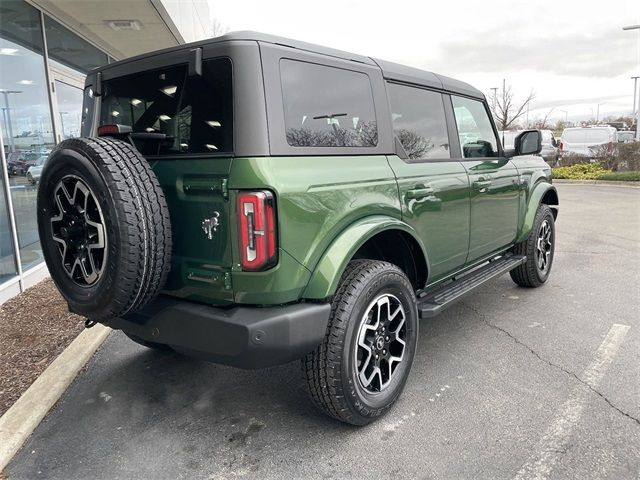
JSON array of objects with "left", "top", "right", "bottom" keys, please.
[{"left": 105, "top": 297, "right": 331, "bottom": 369}]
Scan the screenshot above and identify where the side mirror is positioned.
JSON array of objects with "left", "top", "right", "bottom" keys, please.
[{"left": 514, "top": 129, "right": 542, "bottom": 156}]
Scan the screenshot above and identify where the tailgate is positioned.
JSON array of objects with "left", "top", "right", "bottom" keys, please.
[{"left": 151, "top": 157, "right": 234, "bottom": 304}]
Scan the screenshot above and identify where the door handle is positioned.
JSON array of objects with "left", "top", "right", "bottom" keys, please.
[
  {"left": 472, "top": 179, "right": 492, "bottom": 189},
  {"left": 406, "top": 186, "right": 435, "bottom": 199}
]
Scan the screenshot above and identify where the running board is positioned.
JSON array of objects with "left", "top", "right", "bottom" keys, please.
[{"left": 417, "top": 254, "right": 526, "bottom": 318}]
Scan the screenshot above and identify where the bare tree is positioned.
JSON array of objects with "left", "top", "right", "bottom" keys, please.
[
  {"left": 532, "top": 108, "right": 555, "bottom": 130},
  {"left": 212, "top": 18, "right": 228, "bottom": 37},
  {"left": 490, "top": 79, "right": 535, "bottom": 131}
]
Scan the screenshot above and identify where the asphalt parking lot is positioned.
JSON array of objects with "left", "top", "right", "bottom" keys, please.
[{"left": 6, "top": 183, "right": 640, "bottom": 480}]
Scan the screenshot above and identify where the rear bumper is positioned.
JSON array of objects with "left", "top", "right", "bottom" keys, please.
[{"left": 104, "top": 297, "right": 331, "bottom": 369}]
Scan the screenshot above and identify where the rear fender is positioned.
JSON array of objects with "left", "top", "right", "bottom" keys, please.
[{"left": 302, "top": 216, "right": 429, "bottom": 299}]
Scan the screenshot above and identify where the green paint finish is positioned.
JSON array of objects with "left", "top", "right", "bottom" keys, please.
[
  {"left": 462, "top": 159, "right": 521, "bottom": 263},
  {"left": 232, "top": 248, "right": 310, "bottom": 304},
  {"left": 150, "top": 152, "right": 554, "bottom": 306},
  {"left": 303, "top": 216, "right": 427, "bottom": 299},
  {"left": 150, "top": 157, "right": 234, "bottom": 305},
  {"left": 386, "top": 155, "right": 470, "bottom": 281},
  {"left": 228, "top": 156, "right": 401, "bottom": 271}
]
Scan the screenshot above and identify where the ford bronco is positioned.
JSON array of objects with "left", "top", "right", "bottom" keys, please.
[{"left": 37, "top": 32, "right": 558, "bottom": 425}]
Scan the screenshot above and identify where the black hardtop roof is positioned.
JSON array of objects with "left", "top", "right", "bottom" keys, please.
[{"left": 95, "top": 30, "right": 483, "bottom": 99}]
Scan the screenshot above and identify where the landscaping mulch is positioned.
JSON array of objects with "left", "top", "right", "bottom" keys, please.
[{"left": 0, "top": 279, "right": 85, "bottom": 417}]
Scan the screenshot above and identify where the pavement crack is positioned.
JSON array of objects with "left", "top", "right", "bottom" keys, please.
[{"left": 462, "top": 303, "right": 640, "bottom": 427}]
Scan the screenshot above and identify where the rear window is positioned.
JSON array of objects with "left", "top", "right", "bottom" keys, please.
[
  {"left": 98, "top": 57, "right": 232, "bottom": 156},
  {"left": 387, "top": 83, "right": 450, "bottom": 160},
  {"left": 280, "top": 59, "right": 377, "bottom": 147}
]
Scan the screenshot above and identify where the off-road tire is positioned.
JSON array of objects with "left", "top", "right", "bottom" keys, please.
[
  {"left": 37, "top": 137, "right": 172, "bottom": 321},
  {"left": 302, "top": 260, "right": 418, "bottom": 425},
  {"left": 124, "top": 332, "right": 172, "bottom": 351},
  {"left": 510, "top": 204, "right": 555, "bottom": 288}
]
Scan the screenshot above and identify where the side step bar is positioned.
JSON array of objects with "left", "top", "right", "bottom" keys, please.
[{"left": 417, "top": 254, "right": 526, "bottom": 318}]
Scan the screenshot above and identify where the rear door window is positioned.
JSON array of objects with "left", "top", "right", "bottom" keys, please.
[
  {"left": 99, "top": 57, "right": 232, "bottom": 156},
  {"left": 452, "top": 96, "right": 498, "bottom": 158},
  {"left": 387, "top": 83, "right": 450, "bottom": 160},
  {"left": 280, "top": 59, "right": 377, "bottom": 147}
]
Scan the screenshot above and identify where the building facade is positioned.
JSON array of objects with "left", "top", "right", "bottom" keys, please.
[{"left": 0, "top": 0, "right": 211, "bottom": 303}]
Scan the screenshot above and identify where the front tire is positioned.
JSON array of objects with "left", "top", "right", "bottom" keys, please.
[
  {"left": 510, "top": 204, "right": 555, "bottom": 287},
  {"left": 303, "top": 260, "right": 418, "bottom": 425}
]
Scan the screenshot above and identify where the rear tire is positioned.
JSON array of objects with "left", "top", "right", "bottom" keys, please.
[
  {"left": 37, "top": 137, "right": 172, "bottom": 321},
  {"left": 302, "top": 260, "right": 418, "bottom": 425},
  {"left": 510, "top": 204, "right": 555, "bottom": 288}
]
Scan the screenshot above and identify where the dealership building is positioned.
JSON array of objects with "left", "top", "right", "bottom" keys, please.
[{"left": 0, "top": 0, "right": 212, "bottom": 303}]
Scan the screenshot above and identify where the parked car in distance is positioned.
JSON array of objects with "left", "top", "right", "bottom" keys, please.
[
  {"left": 37, "top": 31, "right": 559, "bottom": 426},
  {"left": 26, "top": 155, "right": 47, "bottom": 185},
  {"left": 559, "top": 126, "right": 617, "bottom": 159},
  {"left": 499, "top": 129, "right": 558, "bottom": 165},
  {"left": 618, "top": 130, "right": 636, "bottom": 143}
]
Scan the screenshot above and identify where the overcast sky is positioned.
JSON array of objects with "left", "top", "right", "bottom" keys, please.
[{"left": 210, "top": 0, "right": 640, "bottom": 123}]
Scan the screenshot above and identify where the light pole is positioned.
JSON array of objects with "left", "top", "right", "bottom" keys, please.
[
  {"left": 596, "top": 103, "right": 606, "bottom": 123},
  {"left": 559, "top": 109, "right": 568, "bottom": 124},
  {"left": 0, "top": 89, "right": 22, "bottom": 152},
  {"left": 632, "top": 76, "right": 639, "bottom": 132},
  {"left": 623, "top": 25, "right": 640, "bottom": 139},
  {"left": 490, "top": 87, "right": 498, "bottom": 111}
]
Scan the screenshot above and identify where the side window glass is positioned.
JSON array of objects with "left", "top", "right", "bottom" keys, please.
[
  {"left": 387, "top": 83, "right": 450, "bottom": 160},
  {"left": 452, "top": 96, "right": 498, "bottom": 158},
  {"left": 280, "top": 59, "right": 377, "bottom": 147}
]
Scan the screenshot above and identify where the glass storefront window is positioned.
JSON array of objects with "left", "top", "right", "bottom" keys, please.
[
  {"left": 0, "top": 0, "right": 55, "bottom": 271},
  {"left": 0, "top": 157, "right": 18, "bottom": 284},
  {"left": 1, "top": 0, "right": 110, "bottom": 293}
]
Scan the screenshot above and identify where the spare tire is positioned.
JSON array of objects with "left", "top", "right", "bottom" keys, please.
[{"left": 37, "top": 137, "right": 172, "bottom": 321}]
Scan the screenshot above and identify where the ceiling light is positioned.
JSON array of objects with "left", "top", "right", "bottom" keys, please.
[
  {"left": 160, "top": 86, "right": 177, "bottom": 97},
  {"left": 105, "top": 20, "right": 143, "bottom": 31},
  {"left": 0, "top": 48, "right": 18, "bottom": 56},
  {"left": 180, "top": 143, "right": 188, "bottom": 148},
  {"left": 130, "top": 98, "right": 142, "bottom": 106},
  {"left": 145, "top": 127, "right": 155, "bottom": 132},
  {"left": 111, "top": 110, "right": 120, "bottom": 117},
  {"left": 159, "top": 114, "right": 171, "bottom": 121},
  {"left": 206, "top": 120, "right": 221, "bottom": 128},
  {"left": 18, "top": 80, "right": 34, "bottom": 85},
  {"left": 205, "top": 144, "right": 218, "bottom": 150}
]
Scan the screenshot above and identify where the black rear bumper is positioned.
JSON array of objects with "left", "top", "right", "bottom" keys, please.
[{"left": 104, "top": 297, "right": 331, "bottom": 369}]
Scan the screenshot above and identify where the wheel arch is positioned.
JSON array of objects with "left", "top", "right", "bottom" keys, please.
[
  {"left": 516, "top": 182, "right": 559, "bottom": 243},
  {"left": 302, "top": 216, "right": 429, "bottom": 299}
]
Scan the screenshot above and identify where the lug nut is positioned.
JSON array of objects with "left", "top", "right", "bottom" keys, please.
[
  {"left": 385, "top": 336, "right": 389, "bottom": 341},
  {"left": 383, "top": 349, "right": 387, "bottom": 355}
]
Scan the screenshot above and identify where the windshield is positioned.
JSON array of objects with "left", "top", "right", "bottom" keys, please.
[{"left": 96, "top": 58, "right": 233, "bottom": 156}]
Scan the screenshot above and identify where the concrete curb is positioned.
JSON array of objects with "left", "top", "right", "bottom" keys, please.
[
  {"left": 553, "top": 179, "right": 640, "bottom": 188},
  {"left": 0, "top": 324, "right": 111, "bottom": 473}
]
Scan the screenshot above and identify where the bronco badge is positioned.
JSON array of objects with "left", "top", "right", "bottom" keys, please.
[{"left": 201, "top": 212, "right": 220, "bottom": 240}]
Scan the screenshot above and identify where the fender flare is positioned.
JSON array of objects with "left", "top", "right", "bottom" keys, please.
[
  {"left": 302, "top": 216, "right": 429, "bottom": 299},
  {"left": 516, "top": 182, "right": 559, "bottom": 243}
]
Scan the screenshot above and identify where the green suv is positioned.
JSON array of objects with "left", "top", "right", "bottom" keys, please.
[{"left": 37, "top": 32, "right": 558, "bottom": 425}]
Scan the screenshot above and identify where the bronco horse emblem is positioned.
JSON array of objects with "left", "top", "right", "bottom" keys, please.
[{"left": 201, "top": 212, "right": 220, "bottom": 240}]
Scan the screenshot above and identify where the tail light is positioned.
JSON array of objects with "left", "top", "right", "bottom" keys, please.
[
  {"left": 237, "top": 190, "right": 277, "bottom": 271},
  {"left": 559, "top": 142, "right": 563, "bottom": 152}
]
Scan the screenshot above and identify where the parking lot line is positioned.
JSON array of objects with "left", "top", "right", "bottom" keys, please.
[{"left": 513, "top": 323, "right": 631, "bottom": 480}]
